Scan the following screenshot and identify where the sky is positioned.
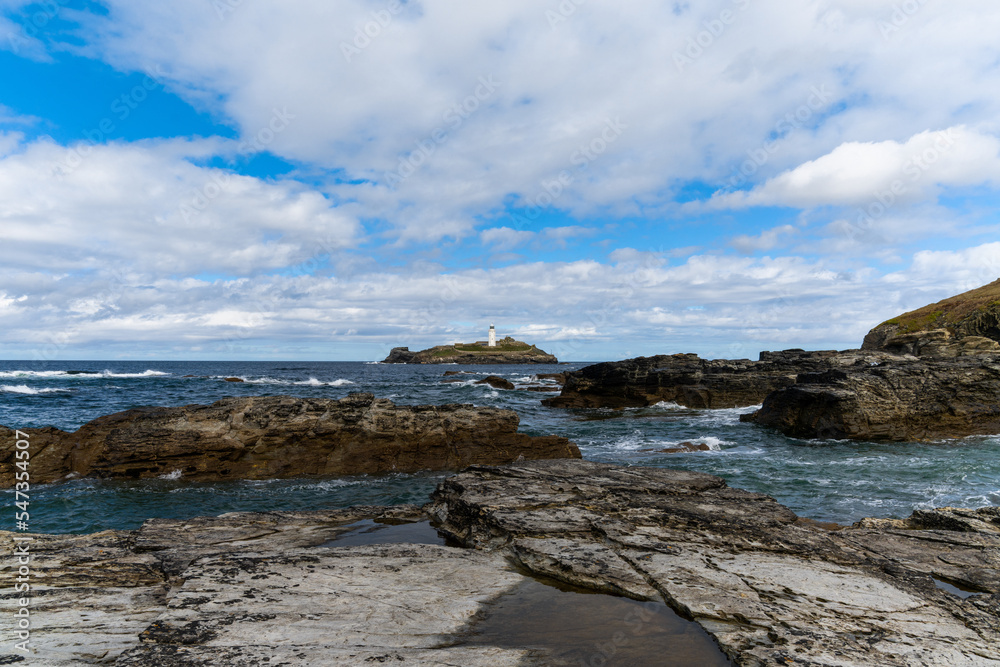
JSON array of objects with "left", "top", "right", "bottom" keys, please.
[{"left": 1, "top": 0, "right": 999, "bottom": 362}]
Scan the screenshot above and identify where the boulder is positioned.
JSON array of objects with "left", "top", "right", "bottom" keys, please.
[
  {"left": 741, "top": 354, "right": 1000, "bottom": 440},
  {"left": 475, "top": 376, "right": 515, "bottom": 390},
  {"left": 0, "top": 394, "right": 580, "bottom": 487}
]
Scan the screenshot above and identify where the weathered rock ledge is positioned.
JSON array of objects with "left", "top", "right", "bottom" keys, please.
[
  {"left": 740, "top": 354, "right": 1000, "bottom": 440},
  {"left": 542, "top": 349, "right": 881, "bottom": 410},
  {"left": 0, "top": 393, "right": 579, "bottom": 487},
  {"left": 2, "top": 461, "right": 998, "bottom": 666}
]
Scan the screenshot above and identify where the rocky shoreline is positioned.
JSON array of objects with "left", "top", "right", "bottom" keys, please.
[
  {"left": 3, "top": 460, "right": 997, "bottom": 666},
  {"left": 382, "top": 338, "right": 558, "bottom": 364},
  {"left": 0, "top": 393, "right": 579, "bottom": 487}
]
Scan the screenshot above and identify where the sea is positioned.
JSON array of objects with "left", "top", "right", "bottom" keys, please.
[{"left": 2, "top": 359, "right": 999, "bottom": 535}]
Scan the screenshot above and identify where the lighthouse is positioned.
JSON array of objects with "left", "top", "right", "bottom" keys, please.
[{"left": 488, "top": 324, "right": 496, "bottom": 347}]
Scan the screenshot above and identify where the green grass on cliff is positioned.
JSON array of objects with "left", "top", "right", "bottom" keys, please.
[{"left": 877, "top": 279, "right": 1000, "bottom": 332}]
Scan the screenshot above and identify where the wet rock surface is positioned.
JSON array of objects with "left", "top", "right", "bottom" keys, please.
[
  {"left": 2, "top": 461, "right": 998, "bottom": 665},
  {"left": 0, "top": 393, "right": 580, "bottom": 487},
  {"left": 430, "top": 460, "right": 1000, "bottom": 666}
]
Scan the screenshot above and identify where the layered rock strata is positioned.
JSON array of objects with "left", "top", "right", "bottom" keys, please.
[
  {"left": 0, "top": 393, "right": 579, "bottom": 487},
  {"left": 740, "top": 354, "right": 1000, "bottom": 440},
  {"left": 429, "top": 460, "right": 1000, "bottom": 666},
  {"left": 4, "top": 461, "right": 998, "bottom": 666},
  {"left": 542, "top": 349, "right": 860, "bottom": 409}
]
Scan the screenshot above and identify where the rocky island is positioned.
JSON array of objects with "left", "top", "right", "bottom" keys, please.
[
  {"left": 383, "top": 335, "right": 558, "bottom": 364},
  {"left": 4, "top": 460, "right": 998, "bottom": 665},
  {"left": 0, "top": 393, "right": 579, "bottom": 487},
  {"left": 545, "top": 280, "right": 1000, "bottom": 441}
]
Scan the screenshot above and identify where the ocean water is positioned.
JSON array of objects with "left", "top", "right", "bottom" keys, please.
[{"left": 2, "top": 360, "right": 999, "bottom": 534}]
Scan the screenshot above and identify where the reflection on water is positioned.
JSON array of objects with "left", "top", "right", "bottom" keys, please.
[{"left": 464, "top": 577, "right": 732, "bottom": 666}]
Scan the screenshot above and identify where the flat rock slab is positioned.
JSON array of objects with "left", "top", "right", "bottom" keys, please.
[{"left": 428, "top": 460, "right": 1000, "bottom": 666}]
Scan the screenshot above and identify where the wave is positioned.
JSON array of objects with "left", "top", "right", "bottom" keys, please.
[
  {"left": 294, "top": 377, "right": 355, "bottom": 387},
  {"left": 223, "top": 376, "right": 355, "bottom": 387},
  {"left": 99, "top": 370, "right": 170, "bottom": 378},
  {"left": 0, "top": 369, "right": 169, "bottom": 379},
  {"left": 1, "top": 385, "right": 70, "bottom": 395}
]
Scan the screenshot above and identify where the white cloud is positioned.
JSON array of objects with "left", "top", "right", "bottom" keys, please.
[
  {"left": 480, "top": 226, "right": 535, "bottom": 250},
  {"left": 62, "top": 1, "right": 1000, "bottom": 240},
  {"left": 711, "top": 126, "right": 1000, "bottom": 210},
  {"left": 0, "top": 136, "right": 358, "bottom": 276},
  {"left": 731, "top": 225, "right": 798, "bottom": 254}
]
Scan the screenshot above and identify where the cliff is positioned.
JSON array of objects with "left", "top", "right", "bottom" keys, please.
[{"left": 863, "top": 278, "right": 1000, "bottom": 356}]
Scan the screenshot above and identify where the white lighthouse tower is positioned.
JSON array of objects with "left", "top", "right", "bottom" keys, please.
[{"left": 488, "top": 323, "right": 496, "bottom": 347}]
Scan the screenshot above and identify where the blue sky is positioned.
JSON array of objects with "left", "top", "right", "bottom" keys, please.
[{"left": 1, "top": 1, "right": 999, "bottom": 361}]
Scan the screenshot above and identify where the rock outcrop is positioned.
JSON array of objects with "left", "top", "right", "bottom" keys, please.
[
  {"left": 863, "top": 278, "right": 1000, "bottom": 356},
  {"left": 740, "top": 354, "right": 1000, "bottom": 440},
  {"left": 381, "top": 339, "right": 558, "bottom": 364},
  {"left": 7, "top": 461, "right": 998, "bottom": 666},
  {"left": 0, "top": 394, "right": 579, "bottom": 487},
  {"left": 543, "top": 349, "right": 857, "bottom": 409},
  {"left": 429, "top": 460, "right": 1000, "bottom": 666}
]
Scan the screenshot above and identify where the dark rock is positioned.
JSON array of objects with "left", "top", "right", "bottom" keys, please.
[
  {"left": 381, "top": 340, "right": 557, "bottom": 364},
  {"left": 543, "top": 349, "right": 848, "bottom": 409},
  {"left": 475, "top": 376, "right": 515, "bottom": 390},
  {"left": 741, "top": 354, "right": 1000, "bottom": 440},
  {"left": 222, "top": 377, "right": 244, "bottom": 383},
  {"left": 382, "top": 347, "right": 417, "bottom": 364},
  {"left": 0, "top": 394, "right": 580, "bottom": 487},
  {"left": 534, "top": 372, "right": 567, "bottom": 385},
  {"left": 659, "top": 441, "right": 713, "bottom": 453}
]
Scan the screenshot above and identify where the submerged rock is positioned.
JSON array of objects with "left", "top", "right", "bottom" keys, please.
[
  {"left": 0, "top": 393, "right": 580, "bottom": 487},
  {"left": 475, "top": 376, "right": 515, "bottom": 390}
]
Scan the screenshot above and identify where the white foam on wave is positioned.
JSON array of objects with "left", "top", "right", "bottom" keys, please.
[
  {"left": 159, "top": 469, "right": 183, "bottom": 481},
  {"left": 295, "top": 377, "right": 356, "bottom": 387},
  {"left": 1, "top": 385, "right": 69, "bottom": 395},
  {"left": 651, "top": 401, "right": 687, "bottom": 410},
  {"left": 0, "top": 370, "right": 74, "bottom": 379},
  {"left": 100, "top": 370, "right": 170, "bottom": 378}
]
